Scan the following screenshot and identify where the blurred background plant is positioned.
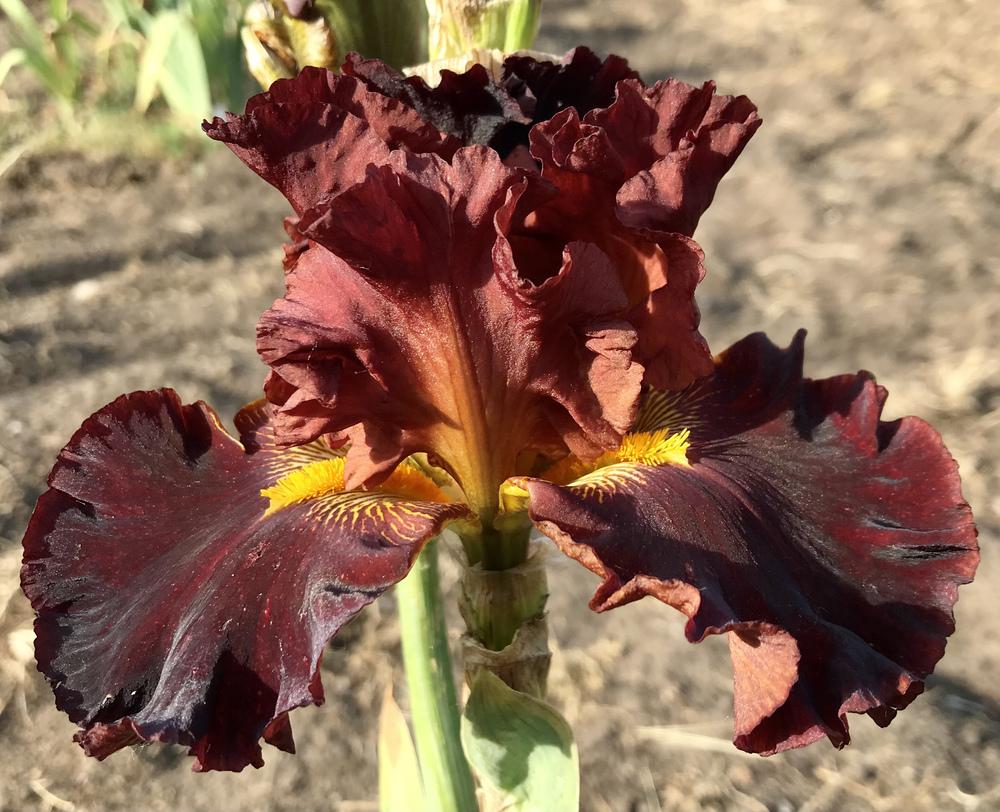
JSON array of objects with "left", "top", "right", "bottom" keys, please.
[
  {"left": 0, "top": 0, "right": 98, "bottom": 119},
  {"left": 0, "top": 0, "right": 541, "bottom": 168},
  {"left": 1, "top": 0, "right": 253, "bottom": 163}
]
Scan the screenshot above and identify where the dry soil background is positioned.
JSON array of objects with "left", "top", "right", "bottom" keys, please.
[{"left": 1, "top": 1, "right": 999, "bottom": 810}]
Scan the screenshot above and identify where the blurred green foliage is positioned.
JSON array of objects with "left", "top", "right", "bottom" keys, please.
[
  {"left": 0, "top": 0, "right": 544, "bottom": 156},
  {"left": 0, "top": 0, "right": 97, "bottom": 112},
  {"left": 1, "top": 0, "right": 252, "bottom": 125}
]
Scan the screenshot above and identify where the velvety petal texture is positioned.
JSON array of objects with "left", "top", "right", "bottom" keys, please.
[
  {"left": 257, "top": 146, "right": 643, "bottom": 509},
  {"left": 343, "top": 53, "right": 531, "bottom": 157},
  {"left": 516, "top": 332, "right": 978, "bottom": 754},
  {"left": 21, "top": 391, "right": 467, "bottom": 771},
  {"left": 203, "top": 66, "right": 458, "bottom": 215},
  {"left": 503, "top": 47, "right": 639, "bottom": 126},
  {"left": 520, "top": 70, "right": 760, "bottom": 388},
  {"left": 207, "top": 48, "right": 756, "bottom": 451}
]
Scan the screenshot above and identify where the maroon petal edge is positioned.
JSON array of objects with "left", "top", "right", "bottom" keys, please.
[
  {"left": 519, "top": 331, "right": 978, "bottom": 754},
  {"left": 21, "top": 391, "right": 467, "bottom": 771}
]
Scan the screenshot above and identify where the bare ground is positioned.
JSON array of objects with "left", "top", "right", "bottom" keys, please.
[{"left": 1, "top": 1, "right": 999, "bottom": 810}]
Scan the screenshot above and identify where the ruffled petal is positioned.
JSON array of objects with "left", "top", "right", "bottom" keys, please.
[
  {"left": 258, "top": 146, "right": 643, "bottom": 509},
  {"left": 615, "top": 87, "right": 763, "bottom": 236},
  {"left": 343, "top": 54, "right": 530, "bottom": 158},
  {"left": 515, "top": 332, "right": 978, "bottom": 754},
  {"left": 518, "top": 110, "right": 712, "bottom": 388},
  {"left": 203, "top": 65, "right": 458, "bottom": 214},
  {"left": 530, "top": 73, "right": 761, "bottom": 238},
  {"left": 515, "top": 71, "right": 759, "bottom": 389},
  {"left": 21, "top": 391, "right": 467, "bottom": 771},
  {"left": 501, "top": 46, "right": 638, "bottom": 125},
  {"left": 342, "top": 47, "right": 633, "bottom": 161},
  {"left": 209, "top": 53, "right": 753, "bottom": 395}
]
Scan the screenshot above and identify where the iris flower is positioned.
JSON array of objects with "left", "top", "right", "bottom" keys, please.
[{"left": 21, "top": 48, "right": 978, "bottom": 772}]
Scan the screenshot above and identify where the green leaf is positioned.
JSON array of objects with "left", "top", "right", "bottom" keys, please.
[
  {"left": 378, "top": 686, "right": 427, "bottom": 812},
  {"left": 47, "top": 0, "right": 69, "bottom": 24},
  {"left": 317, "top": 0, "right": 428, "bottom": 68},
  {"left": 461, "top": 670, "right": 579, "bottom": 812},
  {"left": 157, "top": 14, "right": 212, "bottom": 120},
  {"left": 135, "top": 10, "right": 182, "bottom": 113},
  {"left": 135, "top": 10, "right": 211, "bottom": 122},
  {"left": 0, "top": 0, "right": 76, "bottom": 101},
  {"left": 499, "top": 0, "right": 541, "bottom": 52},
  {"left": 0, "top": 0, "right": 45, "bottom": 50}
]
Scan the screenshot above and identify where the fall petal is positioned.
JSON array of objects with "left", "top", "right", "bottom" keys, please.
[
  {"left": 21, "top": 391, "right": 465, "bottom": 771},
  {"left": 518, "top": 332, "right": 978, "bottom": 754}
]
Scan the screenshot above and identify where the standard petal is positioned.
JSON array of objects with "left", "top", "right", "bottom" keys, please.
[
  {"left": 615, "top": 88, "right": 762, "bottom": 236},
  {"left": 516, "top": 115, "right": 713, "bottom": 389},
  {"left": 516, "top": 72, "right": 759, "bottom": 389},
  {"left": 530, "top": 73, "right": 761, "bottom": 238},
  {"left": 343, "top": 54, "right": 530, "bottom": 157},
  {"left": 203, "top": 65, "right": 457, "bottom": 214},
  {"left": 257, "top": 146, "right": 643, "bottom": 512},
  {"left": 21, "top": 391, "right": 467, "bottom": 771},
  {"left": 516, "top": 332, "right": 978, "bottom": 754},
  {"left": 343, "top": 48, "right": 634, "bottom": 161},
  {"left": 501, "top": 46, "right": 638, "bottom": 125}
]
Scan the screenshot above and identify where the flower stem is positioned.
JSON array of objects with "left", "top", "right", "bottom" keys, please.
[
  {"left": 397, "top": 538, "right": 478, "bottom": 812},
  {"left": 459, "top": 539, "right": 551, "bottom": 698}
]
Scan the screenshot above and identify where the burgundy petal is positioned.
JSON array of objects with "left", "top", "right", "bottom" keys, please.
[
  {"left": 343, "top": 54, "right": 530, "bottom": 157},
  {"left": 517, "top": 111, "right": 713, "bottom": 389},
  {"left": 517, "top": 332, "right": 978, "bottom": 754},
  {"left": 209, "top": 53, "right": 755, "bottom": 394},
  {"left": 530, "top": 73, "right": 761, "bottom": 238},
  {"left": 509, "top": 70, "right": 759, "bottom": 391},
  {"left": 21, "top": 391, "right": 466, "bottom": 771},
  {"left": 615, "top": 88, "right": 763, "bottom": 236},
  {"left": 203, "top": 66, "right": 458, "bottom": 214},
  {"left": 257, "top": 146, "right": 643, "bottom": 511},
  {"left": 502, "top": 46, "right": 639, "bottom": 125}
]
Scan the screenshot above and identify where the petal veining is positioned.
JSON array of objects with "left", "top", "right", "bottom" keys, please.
[
  {"left": 21, "top": 391, "right": 467, "bottom": 771},
  {"left": 516, "top": 332, "right": 978, "bottom": 754}
]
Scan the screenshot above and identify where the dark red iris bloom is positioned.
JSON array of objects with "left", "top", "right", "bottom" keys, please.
[{"left": 21, "top": 49, "right": 976, "bottom": 772}]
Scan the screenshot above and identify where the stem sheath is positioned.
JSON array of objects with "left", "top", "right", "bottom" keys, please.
[{"left": 397, "top": 538, "right": 478, "bottom": 812}]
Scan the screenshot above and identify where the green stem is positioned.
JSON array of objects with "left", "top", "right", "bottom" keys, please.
[{"left": 397, "top": 538, "right": 478, "bottom": 812}]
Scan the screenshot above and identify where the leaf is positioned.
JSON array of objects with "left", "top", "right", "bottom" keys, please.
[
  {"left": 157, "top": 14, "right": 211, "bottom": 121},
  {"left": 0, "top": 0, "right": 74, "bottom": 101},
  {"left": 319, "top": 0, "right": 427, "bottom": 68},
  {"left": 135, "top": 10, "right": 182, "bottom": 113},
  {"left": 135, "top": 10, "right": 211, "bottom": 122},
  {"left": 0, "top": 0, "right": 45, "bottom": 50},
  {"left": 47, "top": 0, "right": 69, "bottom": 25},
  {"left": 461, "top": 671, "right": 580, "bottom": 812},
  {"left": 378, "top": 685, "right": 426, "bottom": 812}
]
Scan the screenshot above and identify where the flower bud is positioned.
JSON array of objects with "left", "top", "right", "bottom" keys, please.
[{"left": 242, "top": 0, "right": 335, "bottom": 88}]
